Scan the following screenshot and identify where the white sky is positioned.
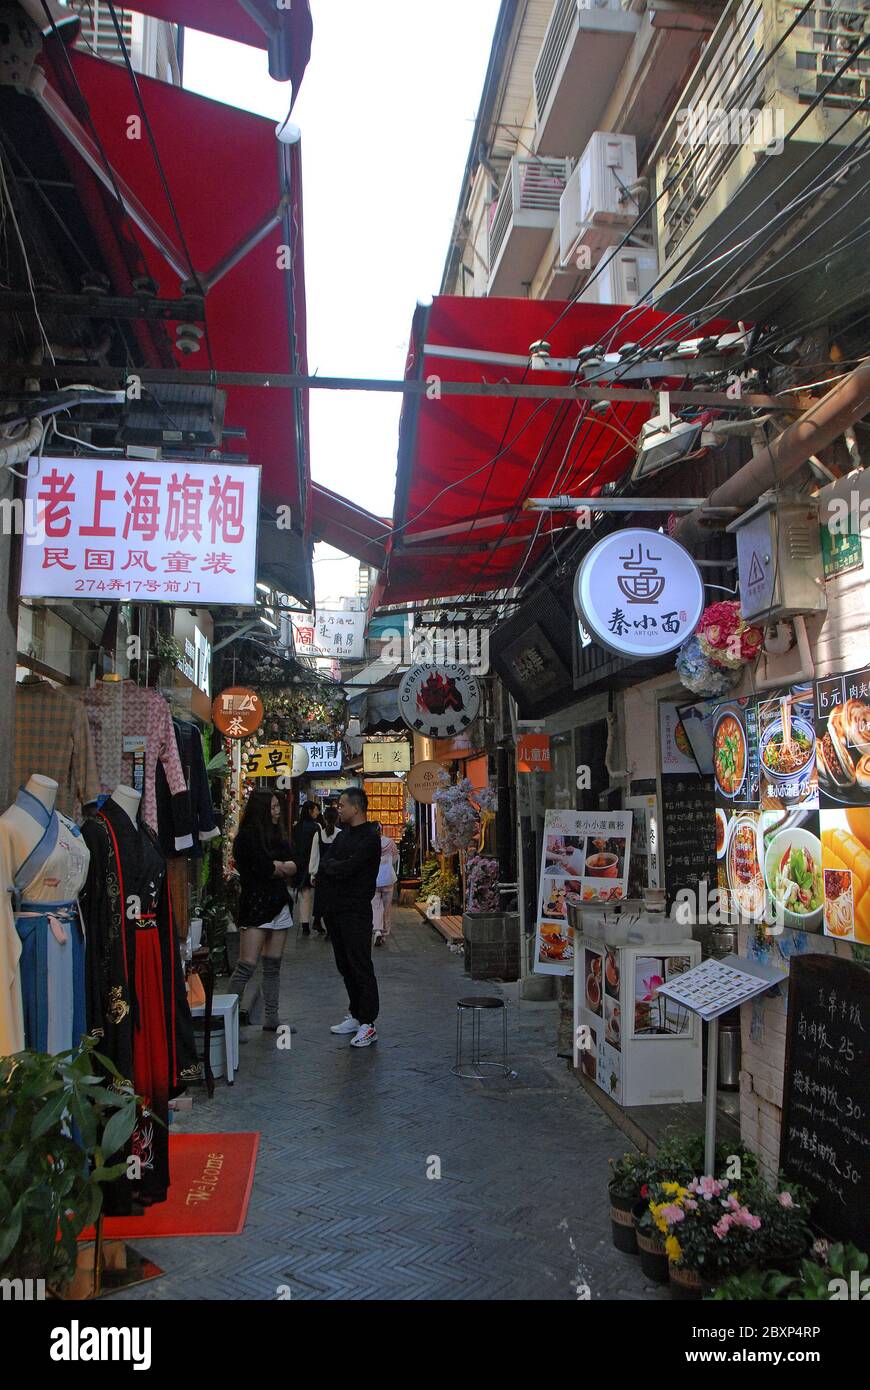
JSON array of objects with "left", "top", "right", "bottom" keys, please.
[{"left": 183, "top": 1, "right": 500, "bottom": 603}]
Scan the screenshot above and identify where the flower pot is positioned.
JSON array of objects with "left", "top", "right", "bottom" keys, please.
[
  {"left": 669, "top": 1262, "right": 704, "bottom": 1299},
  {"left": 607, "top": 1182, "right": 638, "bottom": 1255},
  {"left": 633, "top": 1205, "right": 669, "bottom": 1283}
]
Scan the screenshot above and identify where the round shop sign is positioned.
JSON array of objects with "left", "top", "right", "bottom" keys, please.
[
  {"left": 574, "top": 528, "right": 704, "bottom": 659},
  {"left": 397, "top": 662, "right": 481, "bottom": 739},
  {"left": 212, "top": 686, "right": 264, "bottom": 738},
  {"left": 406, "top": 760, "right": 447, "bottom": 804}
]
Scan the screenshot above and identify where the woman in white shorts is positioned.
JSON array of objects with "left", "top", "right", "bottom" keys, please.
[{"left": 227, "top": 790, "right": 297, "bottom": 1031}]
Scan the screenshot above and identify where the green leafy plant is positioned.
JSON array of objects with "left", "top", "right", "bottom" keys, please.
[
  {"left": 710, "top": 1243, "right": 869, "bottom": 1301},
  {"left": 0, "top": 1040, "right": 139, "bottom": 1289},
  {"left": 608, "top": 1151, "right": 656, "bottom": 1203}
]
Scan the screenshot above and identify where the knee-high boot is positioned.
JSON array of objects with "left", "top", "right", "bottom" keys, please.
[
  {"left": 261, "top": 956, "right": 281, "bottom": 1031},
  {"left": 227, "top": 958, "right": 255, "bottom": 1001}
]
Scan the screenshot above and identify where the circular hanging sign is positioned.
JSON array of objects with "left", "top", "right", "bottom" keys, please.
[
  {"left": 212, "top": 686, "right": 264, "bottom": 739},
  {"left": 406, "top": 760, "right": 447, "bottom": 804},
  {"left": 574, "top": 529, "right": 704, "bottom": 659},
  {"left": 398, "top": 663, "right": 481, "bottom": 739}
]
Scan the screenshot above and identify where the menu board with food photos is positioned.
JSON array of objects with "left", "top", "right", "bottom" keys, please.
[
  {"left": 780, "top": 955, "right": 870, "bottom": 1249},
  {"left": 533, "top": 808, "right": 633, "bottom": 976},
  {"left": 660, "top": 774, "right": 717, "bottom": 913},
  {"left": 364, "top": 778, "right": 408, "bottom": 842},
  {"left": 816, "top": 662, "right": 870, "bottom": 943}
]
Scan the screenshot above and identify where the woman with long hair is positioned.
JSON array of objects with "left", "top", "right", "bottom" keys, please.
[
  {"left": 292, "top": 798, "right": 321, "bottom": 936},
  {"left": 371, "top": 821, "right": 399, "bottom": 946},
  {"left": 309, "top": 802, "right": 341, "bottom": 936},
  {"left": 227, "top": 790, "right": 296, "bottom": 1031}
]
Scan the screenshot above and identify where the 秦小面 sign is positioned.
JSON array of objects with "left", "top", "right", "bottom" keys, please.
[
  {"left": 22, "top": 456, "right": 260, "bottom": 606},
  {"left": 397, "top": 662, "right": 481, "bottom": 738},
  {"left": 574, "top": 529, "right": 704, "bottom": 659}
]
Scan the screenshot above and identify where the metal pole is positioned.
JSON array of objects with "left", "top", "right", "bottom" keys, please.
[
  {"left": 705, "top": 1016, "right": 720, "bottom": 1177},
  {"left": 524, "top": 496, "right": 711, "bottom": 513}
]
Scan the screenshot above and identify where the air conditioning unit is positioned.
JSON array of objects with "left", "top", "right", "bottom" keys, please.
[
  {"left": 578, "top": 245, "right": 658, "bottom": 304},
  {"left": 559, "top": 132, "right": 638, "bottom": 268}
]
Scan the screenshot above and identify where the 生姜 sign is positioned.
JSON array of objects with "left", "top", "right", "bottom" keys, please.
[
  {"left": 22, "top": 456, "right": 260, "bottom": 606},
  {"left": 574, "top": 529, "right": 704, "bottom": 659}
]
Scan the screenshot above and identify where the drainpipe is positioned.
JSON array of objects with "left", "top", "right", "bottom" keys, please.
[{"left": 674, "top": 361, "right": 870, "bottom": 552}]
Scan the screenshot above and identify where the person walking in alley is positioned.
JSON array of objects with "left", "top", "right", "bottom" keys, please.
[
  {"left": 292, "top": 799, "right": 320, "bottom": 936},
  {"left": 227, "top": 791, "right": 297, "bottom": 1032},
  {"left": 371, "top": 822, "right": 399, "bottom": 946},
  {"left": 320, "top": 788, "right": 381, "bottom": 1048},
  {"left": 309, "top": 802, "right": 340, "bottom": 936}
]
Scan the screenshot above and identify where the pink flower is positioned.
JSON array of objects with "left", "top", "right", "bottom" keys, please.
[
  {"left": 642, "top": 974, "right": 663, "bottom": 1001},
  {"left": 683, "top": 1198, "right": 698, "bottom": 1212},
  {"left": 660, "top": 1204, "right": 685, "bottom": 1225},
  {"left": 692, "top": 1175, "right": 723, "bottom": 1201},
  {"left": 713, "top": 1216, "right": 733, "bottom": 1239},
  {"left": 777, "top": 1192, "right": 794, "bottom": 1208}
]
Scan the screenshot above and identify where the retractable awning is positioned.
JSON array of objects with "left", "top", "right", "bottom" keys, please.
[
  {"left": 382, "top": 296, "right": 729, "bottom": 605},
  {"left": 123, "top": 0, "right": 313, "bottom": 93},
  {"left": 310, "top": 483, "right": 390, "bottom": 569},
  {"left": 38, "top": 47, "right": 310, "bottom": 533}
]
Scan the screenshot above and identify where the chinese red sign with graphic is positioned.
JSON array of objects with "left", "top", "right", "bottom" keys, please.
[
  {"left": 22, "top": 456, "right": 260, "bottom": 605},
  {"left": 213, "top": 687, "right": 264, "bottom": 739}
]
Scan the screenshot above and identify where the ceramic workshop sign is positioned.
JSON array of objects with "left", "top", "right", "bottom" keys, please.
[
  {"left": 397, "top": 662, "right": 481, "bottom": 738},
  {"left": 533, "top": 808, "right": 633, "bottom": 977}
]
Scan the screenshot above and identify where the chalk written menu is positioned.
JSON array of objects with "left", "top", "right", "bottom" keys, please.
[
  {"left": 660, "top": 774, "right": 717, "bottom": 911},
  {"left": 780, "top": 955, "right": 870, "bottom": 1249}
]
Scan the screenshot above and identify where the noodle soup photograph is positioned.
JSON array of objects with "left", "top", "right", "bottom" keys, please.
[
  {"left": 758, "top": 685, "right": 818, "bottom": 810},
  {"left": 761, "top": 808, "right": 823, "bottom": 932}
]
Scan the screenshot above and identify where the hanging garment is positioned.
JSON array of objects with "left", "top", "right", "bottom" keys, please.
[
  {"left": 14, "top": 679, "right": 100, "bottom": 821},
  {"left": 80, "top": 682, "right": 193, "bottom": 850},
  {"left": 9, "top": 787, "right": 90, "bottom": 1055},
  {"left": 80, "top": 800, "right": 199, "bottom": 1211},
  {"left": 155, "top": 717, "right": 220, "bottom": 859}
]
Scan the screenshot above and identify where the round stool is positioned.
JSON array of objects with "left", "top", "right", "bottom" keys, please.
[{"left": 453, "top": 996, "right": 510, "bottom": 1079}]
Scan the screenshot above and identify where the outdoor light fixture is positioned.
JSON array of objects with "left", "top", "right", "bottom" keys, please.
[{"left": 275, "top": 120, "right": 302, "bottom": 146}]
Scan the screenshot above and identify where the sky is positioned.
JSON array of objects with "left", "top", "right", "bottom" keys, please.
[{"left": 183, "top": 0, "right": 501, "bottom": 604}]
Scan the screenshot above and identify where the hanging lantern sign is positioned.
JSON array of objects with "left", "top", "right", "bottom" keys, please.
[
  {"left": 213, "top": 686, "right": 264, "bottom": 738},
  {"left": 574, "top": 528, "right": 705, "bottom": 659},
  {"left": 397, "top": 662, "right": 481, "bottom": 739}
]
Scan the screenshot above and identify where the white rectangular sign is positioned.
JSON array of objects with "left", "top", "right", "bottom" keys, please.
[
  {"left": 534, "top": 808, "right": 634, "bottom": 976},
  {"left": 21, "top": 456, "right": 260, "bottom": 606},
  {"left": 291, "top": 609, "right": 365, "bottom": 660},
  {"left": 300, "top": 741, "right": 342, "bottom": 773}
]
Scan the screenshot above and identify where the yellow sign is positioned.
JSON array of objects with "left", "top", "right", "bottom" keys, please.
[
  {"left": 244, "top": 742, "right": 309, "bottom": 778},
  {"left": 363, "top": 741, "right": 411, "bottom": 774}
]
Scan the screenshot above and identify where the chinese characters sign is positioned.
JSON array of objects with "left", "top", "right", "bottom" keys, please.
[
  {"left": 300, "top": 742, "right": 342, "bottom": 773},
  {"left": 517, "top": 735, "right": 552, "bottom": 773},
  {"left": 22, "top": 456, "right": 260, "bottom": 605},
  {"left": 398, "top": 662, "right": 481, "bottom": 739},
  {"left": 363, "top": 741, "right": 411, "bottom": 773},
  {"left": 534, "top": 809, "right": 633, "bottom": 977},
  {"left": 574, "top": 529, "right": 704, "bottom": 659},
  {"left": 244, "top": 742, "right": 309, "bottom": 778},
  {"left": 213, "top": 687, "right": 263, "bottom": 739},
  {"left": 291, "top": 608, "right": 365, "bottom": 660}
]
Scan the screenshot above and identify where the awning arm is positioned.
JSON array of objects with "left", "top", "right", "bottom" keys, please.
[
  {"left": 195, "top": 195, "right": 289, "bottom": 294},
  {"left": 29, "top": 65, "right": 190, "bottom": 282}
]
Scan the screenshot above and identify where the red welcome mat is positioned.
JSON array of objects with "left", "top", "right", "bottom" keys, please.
[{"left": 79, "top": 1132, "right": 260, "bottom": 1239}]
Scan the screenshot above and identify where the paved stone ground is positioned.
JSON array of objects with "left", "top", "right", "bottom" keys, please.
[{"left": 112, "top": 910, "right": 668, "bottom": 1302}]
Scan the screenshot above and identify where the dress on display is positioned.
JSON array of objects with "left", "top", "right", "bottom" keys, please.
[
  {"left": 9, "top": 787, "right": 90, "bottom": 1054},
  {"left": 80, "top": 799, "right": 199, "bottom": 1211},
  {"left": 14, "top": 679, "right": 100, "bottom": 821}
]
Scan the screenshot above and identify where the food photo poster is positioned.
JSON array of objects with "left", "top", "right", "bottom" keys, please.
[{"left": 534, "top": 809, "right": 633, "bottom": 975}]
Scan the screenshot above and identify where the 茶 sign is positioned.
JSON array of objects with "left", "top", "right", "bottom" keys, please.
[
  {"left": 22, "top": 456, "right": 260, "bottom": 605},
  {"left": 574, "top": 529, "right": 704, "bottom": 659},
  {"left": 213, "top": 687, "right": 263, "bottom": 739}
]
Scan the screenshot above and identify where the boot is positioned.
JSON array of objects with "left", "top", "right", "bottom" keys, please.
[
  {"left": 261, "top": 957, "right": 296, "bottom": 1033},
  {"left": 300, "top": 922, "right": 310, "bottom": 936},
  {"left": 227, "top": 958, "right": 255, "bottom": 1002}
]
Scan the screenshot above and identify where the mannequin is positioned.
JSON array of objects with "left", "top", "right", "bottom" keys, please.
[
  {"left": 0, "top": 775, "right": 90, "bottom": 1055},
  {"left": 81, "top": 785, "right": 199, "bottom": 1211}
]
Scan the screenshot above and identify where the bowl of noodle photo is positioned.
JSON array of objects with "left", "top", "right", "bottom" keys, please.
[{"left": 764, "top": 826, "right": 824, "bottom": 929}]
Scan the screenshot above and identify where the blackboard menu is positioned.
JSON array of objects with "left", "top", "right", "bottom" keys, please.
[
  {"left": 660, "top": 773, "right": 717, "bottom": 911},
  {"left": 780, "top": 955, "right": 870, "bottom": 1249}
]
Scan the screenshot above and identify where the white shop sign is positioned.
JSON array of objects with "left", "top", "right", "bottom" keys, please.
[
  {"left": 21, "top": 456, "right": 260, "bottom": 606},
  {"left": 574, "top": 528, "right": 704, "bottom": 659}
]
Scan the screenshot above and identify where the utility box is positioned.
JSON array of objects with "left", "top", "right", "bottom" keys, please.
[
  {"left": 578, "top": 245, "right": 658, "bottom": 305},
  {"left": 559, "top": 132, "right": 638, "bottom": 267},
  {"left": 728, "top": 493, "right": 827, "bottom": 624}
]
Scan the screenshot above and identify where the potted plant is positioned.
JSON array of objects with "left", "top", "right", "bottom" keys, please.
[
  {"left": 635, "top": 1181, "right": 684, "bottom": 1283},
  {"left": 710, "top": 1242, "right": 869, "bottom": 1301},
  {"left": 0, "top": 1039, "right": 139, "bottom": 1293},
  {"left": 752, "top": 1179, "right": 814, "bottom": 1273},
  {"left": 659, "top": 1176, "right": 764, "bottom": 1297},
  {"left": 607, "top": 1152, "right": 655, "bottom": 1255}
]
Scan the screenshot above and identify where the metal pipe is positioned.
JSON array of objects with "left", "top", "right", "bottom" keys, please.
[
  {"left": 675, "top": 361, "right": 870, "bottom": 551},
  {"left": 524, "top": 495, "right": 710, "bottom": 512}
]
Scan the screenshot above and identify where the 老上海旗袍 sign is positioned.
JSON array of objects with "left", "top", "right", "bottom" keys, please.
[
  {"left": 21, "top": 456, "right": 260, "bottom": 606},
  {"left": 574, "top": 529, "right": 704, "bottom": 659},
  {"left": 213, "top": 687, "right": 263, "bottom": 739},
  {"left": 398, "top": 662, "right": 481, "bottom": 738}
]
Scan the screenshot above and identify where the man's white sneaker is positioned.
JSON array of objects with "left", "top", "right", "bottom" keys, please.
[
  {"left": 350, "top": 1024, "right": 378, "bottom": 1048},
  {"left": 330, "top": 1015, "right": 360, "bottom": 1034}
]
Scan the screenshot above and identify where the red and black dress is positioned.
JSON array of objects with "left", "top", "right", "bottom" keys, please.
[{"left": 81, "top": 799, "right": 198, "bottom": 1212}]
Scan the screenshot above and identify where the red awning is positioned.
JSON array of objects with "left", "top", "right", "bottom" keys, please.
[
  {"left": 382, "top": 296, "right": 729, "bottom": 604},
  {"left": 42, "top": 49, "right": 309, "bottom": 526},
  {"left": 125, "top": 0, "right": 313, "bottom": 93},
  {"left": 310, "top": 483, "right": 390, "bottom": 570}
]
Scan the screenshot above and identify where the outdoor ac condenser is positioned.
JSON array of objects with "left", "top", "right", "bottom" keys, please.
[
  {"left": 559, "top": 131, "right": 638, "bottom": 268},
  {"left": 578, "top": 245, "right": 658, "bottom": 304}
]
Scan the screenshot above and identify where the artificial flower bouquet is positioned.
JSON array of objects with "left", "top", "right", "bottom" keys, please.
[{"left": 676, "top": 599, "right": 765, "bottom": 698}]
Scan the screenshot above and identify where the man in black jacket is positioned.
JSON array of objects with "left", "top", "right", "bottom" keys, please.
[{"left": 319, "top": 787, "right": 382, "bottom": 1047}]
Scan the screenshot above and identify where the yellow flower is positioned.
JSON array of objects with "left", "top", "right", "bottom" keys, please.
[
  {"left": 661, "top": 1182, "right": 684, "bottom": 1198},
  {"left": 666, "top": 1235, "right": 683, "bottom": 1264}
]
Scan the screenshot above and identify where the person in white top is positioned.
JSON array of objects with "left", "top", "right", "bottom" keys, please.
[{"left": 371, "top": 823, "right": 399, "bottom": 945}]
